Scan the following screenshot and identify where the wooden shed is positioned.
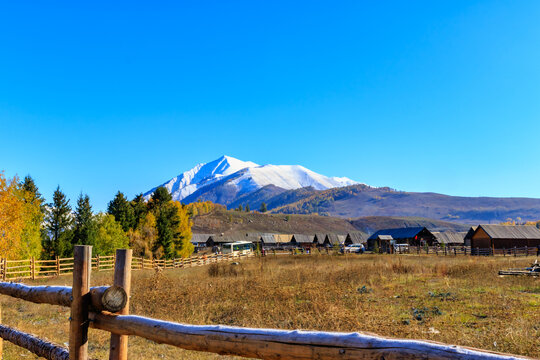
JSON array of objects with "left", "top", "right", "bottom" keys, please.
[
  {"left": 470, "top": 225, "right": 540, "bottom": 249},
  {"left": 368, "top": 227, "right": 436, "bottom": 247}
]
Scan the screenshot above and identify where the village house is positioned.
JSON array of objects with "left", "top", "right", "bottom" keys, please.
[
  {"left": 470, "top": 224, "right": 540, "bottom": 249},
  {"left": 367, "top": 235, "right": 394, "bottom": 253},
  {"left": 313, "top": 233, "right": 327, "bottom": 247},
  {"left": 290, "top": 234, "right": 315, "bottom": 249},
  {"left": 432, "top": 231, "right": 467, "bottom": 247},
  {"left": 368, "top": 227, "right": 436, "bottom": 247},
  {"left": 344, "top": 232, "right": 367, "bottom": 246},
  {"left": 323, "top": 234, "right": 346, "bottom": 247}
]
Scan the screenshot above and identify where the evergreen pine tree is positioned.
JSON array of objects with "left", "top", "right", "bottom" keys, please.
[
  {"left": 107, "top": 191, "right": 135, "bottom": 232},
  {"left": 245, "top": 204, "right": 250, "bottom": 212},
  {"left": 150, "top": 187, "right": 172, "bottom": 210},
  {"left": 73, "top": 193, "right": 97, "bottom": 246},
  {"left": 44, "top": 186, "right": 73, "bottom": 258},
  {"left": 260, "top": 202, "right": 267, "bottom": 212},
  {"left": 238, "top": 204, "right": 243, "bottom": 212},
  {"left": 131, "top": 193, "right": 148, "bottom": 228},
  {"left": 155, "top": 203, "right": 175, "bottom": 258}
]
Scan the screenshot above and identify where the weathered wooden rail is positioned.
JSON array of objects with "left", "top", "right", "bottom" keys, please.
[{"left": 0, "top": 246, "right": 535, "bottom": 360}]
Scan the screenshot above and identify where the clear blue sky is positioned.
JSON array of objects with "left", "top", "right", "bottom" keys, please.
[{"left": 1, "top": 1, "right": 539, "bottom": 211}]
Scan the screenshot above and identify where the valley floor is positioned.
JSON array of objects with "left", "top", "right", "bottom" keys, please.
[{"left": 1, "top": 254, "right": 539, "bottom": 359}]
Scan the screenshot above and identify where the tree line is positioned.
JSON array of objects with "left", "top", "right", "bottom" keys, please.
[{"left": 0, "top": 171, "right": 196, "bottom": 260}]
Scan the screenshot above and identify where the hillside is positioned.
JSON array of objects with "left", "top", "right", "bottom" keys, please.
[
  {"left": 350, "top": 216, "right": 469, "bottom": 234},
  {"left": 269, "top": 185, "right": 540, "bottom": 224},
  {"left": 191, "top": 207, "right": 357, "bottom": 235},
  {"left": 191, "top": 208, "right": 468, "bottom": 235}
]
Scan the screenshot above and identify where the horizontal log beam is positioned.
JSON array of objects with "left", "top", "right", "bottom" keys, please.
[
  {"left": 89, "top": 312, "right": 532, "bottom": 360},
  {"left": 0, "top": 282, "right": 127, "bottom": 313},
  {"left": 0, "top": 324, "right": 69, "bottom": 360}
]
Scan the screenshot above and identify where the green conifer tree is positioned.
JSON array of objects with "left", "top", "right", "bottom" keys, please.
[
  {"left": 43, "top": 186, "right": 73, "bottom": 258},
  {"left": 260, "top": 202, "right": 267, "bottom": 212},
  {"left": 73, "top": 193, "right": 97, "bottom": 246},
  {"left": 107, "top": 191, "right": 135, "bottom": 232},
  {"left": 245, "top": 204, "right": 250, "bottom": 212}
]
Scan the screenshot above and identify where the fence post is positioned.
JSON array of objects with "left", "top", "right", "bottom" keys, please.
[
  {"left": 69, "top": 245, "right": 92, "bottom": 360},
  {"left": 109, "top": 249, "right": 132, "bottom": 360},
  {"left": 55, "top": 256, "right": 60, "bottom": 276},
  {"left": 97, "top": 255, "right": 101, "bottom": 272},
  {"left": 31, "top": 257, "right": 35, "bottom": 280},
  {"left": 2, "top": 259, "right": 6, "bottom": 281}
]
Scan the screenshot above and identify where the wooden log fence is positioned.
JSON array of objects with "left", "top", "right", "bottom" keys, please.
[
  {"left": 0, "top": 245, "right": 534, "bottom": 360},
  {"left": 0, "top": 252, "right": 254, "bottom": 281}
]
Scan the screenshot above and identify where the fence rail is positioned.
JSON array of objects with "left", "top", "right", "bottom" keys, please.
[
  {"left": 0, "top": 246, "right": 534, "bottom": 360},
  {"left": 0, "top": 252, "right": 253, "bottom": 281}
]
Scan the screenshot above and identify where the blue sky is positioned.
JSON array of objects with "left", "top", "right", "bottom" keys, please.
[{"left": 1, "top": 1, "right": 539, "bottom": 211}]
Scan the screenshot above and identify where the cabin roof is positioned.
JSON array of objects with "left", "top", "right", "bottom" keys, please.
[
  {"left": 326, "top": 234, "right": 346, "bottom": 245},
  {"left": 476, "top": 225, "right": 540, "bottom": 240},
  {"left": 346, "top": 232, "right": 367, "bottom": 244},
  {"left": 191, "top": 234, "right": 214, "bottom": 244},
  {"left": 433, "top": 231, "right": 466, "bottom": 244},
  {"left": 291, "top": 234, "right": 314, "bottom": 244},
  {"left": 260, "top": 234, "right": 277, "bottom": 244},
  {"left": 368, "top": 227, "right": 429, "bottom": 240}
]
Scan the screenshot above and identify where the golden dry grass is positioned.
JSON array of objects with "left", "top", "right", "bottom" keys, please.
[{"left": 1, "top": 254, "right": 539, "bottom": 359}]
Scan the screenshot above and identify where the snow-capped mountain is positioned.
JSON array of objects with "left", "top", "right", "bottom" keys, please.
[{"left": 144, "top": 155, "right": 358, "bottom": 203}]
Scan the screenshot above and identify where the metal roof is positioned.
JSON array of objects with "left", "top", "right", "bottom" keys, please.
[
  {"left": 433, "top": 231, "right": 466, "bottom": 244},
  {"left": 477, "top": 225, "right": 540, "bottom": 240},
  {"left": 346, "top": 232, "right": 367, "bottom": 244},
  {"left": 368, "top": 227, "right": 428, "bottom": 240},
  {"left": 260, "top": 234, "right": 277, "bottom": 244},
  {"left": 314, "top": 233, "right": 327, "bottom": 244},
  {"left": 291, "top": 234, "right": 315, "bottom": 244},
  {"left": 325, "top": 234, "right": 346, "bottom": 245},
  {"left": 209, "top": 235, "right": 246, "bottom": 244},
  {"left": 274, "top": 234, "right": 293, "bottom": 243},
  {"left": 191, "top": 234, "right": 213, "bottom": 244}
]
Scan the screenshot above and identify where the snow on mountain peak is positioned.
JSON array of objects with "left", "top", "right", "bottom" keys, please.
[{"left": 144, "top": 156, "right": 358, "bottom": 202}]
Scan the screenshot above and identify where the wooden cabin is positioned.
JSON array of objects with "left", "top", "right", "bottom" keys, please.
[
  {"left": 368, "top": 227, "right": 436, "bottom": 247},
  {"left": 323, "top": 234, "right": 346, "bottom": 247},
  {"left": 463, "top": 226, "right": 477, "bottom": 247},
  {"left": 191, "top": 234, "right": 213, "bottom": 247},
  {"left": 313, "top": 233, "right": 327, "bottom": 247},
  {"left": 470, "top": 225, "right": 540, "bottom": 249},
  {"left": 259, "top": 234, "right": 278, "bottom": 248},
  {"left": 432, "top": 231, "right": 466, "bottom": 246},
  {"left": 290, "top": 234, "right": 315, "bottom": 248},
  {"left": 367, "top": 235, "right": 394, "bottom": 253},
  {"left": 344, "top": 232, "right": 367, "bottom": 246}
]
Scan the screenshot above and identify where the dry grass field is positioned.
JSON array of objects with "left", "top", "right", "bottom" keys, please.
[{"left": 1, "top": 254, "right": 539, "bottom": 359}]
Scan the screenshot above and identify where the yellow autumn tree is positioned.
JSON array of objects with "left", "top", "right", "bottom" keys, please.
[
  {"left": 128, "top": 212, "right": 157, "bottom": 259},
  {"left": 172, "top": 201, "right": 194, "bottom": 258},
  {"left": 0, "top": 172, "right": 43, "bottom": 259}
]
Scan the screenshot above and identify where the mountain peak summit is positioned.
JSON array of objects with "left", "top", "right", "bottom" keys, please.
[{"left": 144, "top": 156, "right": 357, "bottom": 203}]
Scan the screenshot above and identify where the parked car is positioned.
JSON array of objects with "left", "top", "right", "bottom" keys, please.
[{"left": 344, "top": 244, "right": 365, "bottom": 254}]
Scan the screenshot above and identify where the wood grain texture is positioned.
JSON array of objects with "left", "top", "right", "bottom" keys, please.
[
  {"left": 0, "top": 324, "right": 69, "bottom": 360},
  {"left": 90, "top": 312, "right": 533, "bottom": 360}
]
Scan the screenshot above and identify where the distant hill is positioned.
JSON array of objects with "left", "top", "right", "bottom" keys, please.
[
  {"left": 269, "top": 185, "right": 540, "bottom": 224},
  {"left": 350, "top": 216, "right": 469, "bottom": 234},
  {"left": 191, "top": 208, "right": 468, "bottom": 236},
  {"left": 191, "top": 207, "right": 357, "bottom": 235}
]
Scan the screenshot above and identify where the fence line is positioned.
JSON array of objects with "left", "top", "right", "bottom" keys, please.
[
  {"left": 0, "top": 246, "right": 534, "bottom": 360},
  {"left": 0, "top": 252, "right": 253, "bottom": 281}
]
